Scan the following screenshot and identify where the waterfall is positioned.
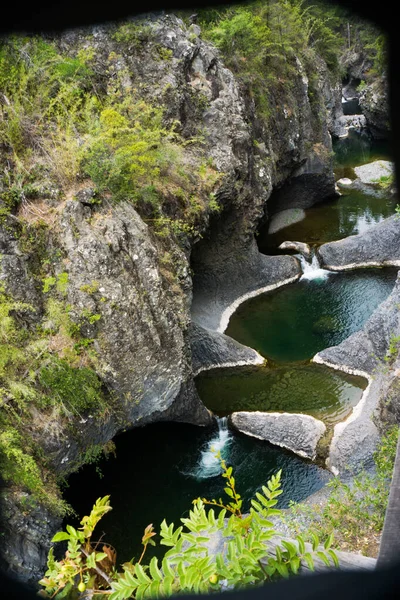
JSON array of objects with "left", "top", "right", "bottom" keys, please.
[
  {"left": 191, "top": 417, "right": 232, "bottom": 479},
  {"left": 298, "top": 251, "right": 330, "bottom": 281}
]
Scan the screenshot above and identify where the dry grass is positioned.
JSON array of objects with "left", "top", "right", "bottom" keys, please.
[{"left": 17, "top": 199, "right": 65, "bottom": 228}]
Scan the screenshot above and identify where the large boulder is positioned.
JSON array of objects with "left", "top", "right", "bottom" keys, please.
[
  {"left": 318, "top": 215, "right": 400, "bottom": 270},
  {"left": 353, "top": 160, "right": 394, "bottom": 184},
  {"left": 278, "top": 241, "right": 311, "bottom": 260},
  {"left": 229, "top": 411, "right": 326, "bottom": 460}
]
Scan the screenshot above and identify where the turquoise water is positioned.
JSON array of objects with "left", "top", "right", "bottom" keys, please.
[
  {"left": 226, "top": 269, "right": 397, "bottom": 363},
  {"left": 63, "top": 421, "right": 329, "bottom": 563},
  {"left": 195, "top": 364, "right": 366, "bottom": 427}
]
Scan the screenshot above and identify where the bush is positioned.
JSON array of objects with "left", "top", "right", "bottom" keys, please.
[
  {"left": 283, "top": 426, "right": 399, "bottom": 556},
  {"left": 38, "top": 453, "right": 338, "bottom": 599}
]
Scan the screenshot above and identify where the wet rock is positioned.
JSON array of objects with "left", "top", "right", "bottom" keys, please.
[
  {"left": 0, "top": 491, "right": 61, "bottom": 584},
  {"left": 229, "top": 411, "right": 326, "bottom": 460},
  {"left": 191, "top": 252, "right": 301, "bottom": 332},
  {"left": 190, "top": 323, "right": 264, "bottom": 375},
  {"left": 318, "top": 215, "right": 400, "bottom": 270},
  {"left": 353, "top": 159, "right": 393, "bottom": 184},
  {"left": 278, "top": 241, "right": 311, "bottom": 260},
  {"left": 338, "top": 114, "right": 367, "bottom": 131},
  {"left": 337, "top": 177, "right": 354, "bottom": 187}
]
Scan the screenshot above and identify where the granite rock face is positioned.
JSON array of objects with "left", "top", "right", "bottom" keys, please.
[
  {"left": 229, "top": 411, "right": 326, "bottom": 460},
  {"left": 318, "top": 215, "right": 400, "bottom": 270}
]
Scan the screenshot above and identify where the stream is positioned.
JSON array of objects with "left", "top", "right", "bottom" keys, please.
[{"left": 64, "top": 130, "right": 397, "bottom": 563}]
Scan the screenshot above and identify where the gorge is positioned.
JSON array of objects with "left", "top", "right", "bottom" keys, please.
[{"left": 0, "top": 2, "right": 398, "bottom": 590}]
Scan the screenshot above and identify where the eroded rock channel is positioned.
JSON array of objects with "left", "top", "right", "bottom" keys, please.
[{"left": 0, "top": 10, "right": 398, "bottom": 585}]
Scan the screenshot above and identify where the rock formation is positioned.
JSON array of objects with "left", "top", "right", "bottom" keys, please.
[
  {"left": 229, "top": 411, "right": 326, "bottom": 461},
  {"left": 318, "top": 214, "right": 400, "bottom": 270}
]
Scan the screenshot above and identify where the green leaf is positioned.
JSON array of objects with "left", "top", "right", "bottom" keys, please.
[
  {"left": 304, "top": 552, "right": 315, "bottom": 571},
  {"left": 149, "top": 557, "right": 163, "bottom": 581},
  {"left": 317, "top": 551, "right": 332, "bottom": 567},
  {"left": 276, "top": 562, "right": 289, "bottom": 578},
  {"left": 162, "top": 557, "right": 175, "bottom": 579},
  {"left": 311, "top": 532, "right": 319, "bottom": 551},
  {"left": 136, "top": 583, "right": 150, "bottom": 600},
  {"left": 290, "top": 557, "right": 300, "bottom": 574},
  {"left": 328, "top": 549, "right": 340, "bottom": 568},
  {"left": 135, "top": 564, "right": 151, "bottom": 585},
  {"left": 296, "top": 535, "right": 306, "bottom": 555},
  {"left": 66, "top": 525, "right": 78, "bottom": 538},
  {"left": 163, "top": 576, "right": 173, "bottom": 597},
  {"left": 282, "top": 540, "right": 297, "bottom": 558},
  {"left": 95, "top": 552, "right": 107, "bottom": 562},
  {"left": 324, "top": 532, "right": 334, "bottom": 549},
  {"left": 51, "top": 532, "right": 70, "bottom": 542}
]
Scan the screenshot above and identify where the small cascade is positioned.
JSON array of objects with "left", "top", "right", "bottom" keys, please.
[
  {"left": 191, "top": 417, "right": 232, "bottom": 479},
  {"left": 298, "top": 250, "right": 330, "bottom": 281}
]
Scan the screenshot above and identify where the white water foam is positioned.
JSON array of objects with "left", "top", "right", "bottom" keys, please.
[
  {"left": 299, "top": 253, "right": 331, "bottom": 281},
  {"left": 191, "top": 417, "right": 232, "bottom": 479}
]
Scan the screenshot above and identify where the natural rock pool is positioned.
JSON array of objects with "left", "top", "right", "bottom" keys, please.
[
  {"left": 64, "top": 132, "right": 397, "bottom": 564},
  {"left": 226, "top": 268, "right": 397, "bottom": 363},
  {"left": 64, "top": 420, "right": 329, "bottom": 563},
  {"left": 259, "top": 131, "right": 395, "bottom": 251},
  {"left": 195, "top": 364, "right": 366, "bottom": 427}
]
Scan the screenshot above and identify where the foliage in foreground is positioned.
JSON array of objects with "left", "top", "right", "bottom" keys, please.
[
  {"left": 38, "top": 453, "right": 338, "bottom": 599},
  {"left": 283, "top": 426, "right": 399, "bottom": 556}
]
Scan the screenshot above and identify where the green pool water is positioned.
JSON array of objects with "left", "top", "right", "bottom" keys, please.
[
  {"left": 258, "top": 131, "right": 395, "bottom": 251},
  {"left": 195, "top": 364, "right": 366, "bottom": 427},
  {"left": 226, "top": 269, "right": 397, "bottom": 363},
  {"left": 63, "top": 421, "right": 329, "bottom": 564},
  {"left": 261, "top": 189, "right": 397, "bottom": 250}
]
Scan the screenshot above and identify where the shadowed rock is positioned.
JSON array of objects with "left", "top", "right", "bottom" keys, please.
[{"left": 190, "top": 323, "right": 264, "bottom": 374}]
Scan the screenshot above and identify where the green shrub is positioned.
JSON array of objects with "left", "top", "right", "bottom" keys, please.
[
  {"left": 284, "top": 426, "right": 399, "bottom": 556},
  {"left": 39, "top": 455, "right": 337, "bottom": 599}
]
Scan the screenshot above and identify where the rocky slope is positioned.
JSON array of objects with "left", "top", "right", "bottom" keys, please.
[
  {"left": 0, "top": 13, "right": 341, "bottom": 582},
  {"left": 314, "top": 273, "right": 400, "bottom": 474}
]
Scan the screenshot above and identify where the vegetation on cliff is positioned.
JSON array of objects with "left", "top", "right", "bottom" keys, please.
[
  {"left": 0, "top": 19, "right": 223, "bottom": 511},
  {"left": 0, "top": 27, "right": 222, "bottom": 230},
  {"left": 191, "top": 0, "right": 386, "bottom": 122},
  {"left": 282, "top": 425, "right": 399, "bottom": 557}
]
